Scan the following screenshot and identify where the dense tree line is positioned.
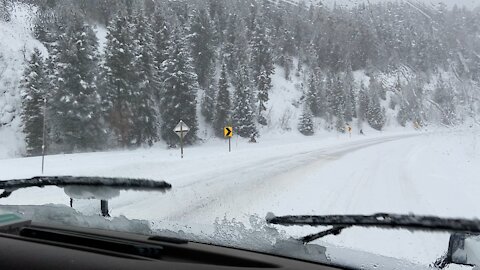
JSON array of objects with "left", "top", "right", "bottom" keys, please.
[
  {"left": 0, "top": 0, "right": 10, "bottom": 21},
  {"left": 18, "top": 0, "right": 480, "bottom": 155}
]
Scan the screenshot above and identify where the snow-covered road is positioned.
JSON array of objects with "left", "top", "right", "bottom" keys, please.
[{"left": 1, "top": 129, "right": 479, "bottom": 266}]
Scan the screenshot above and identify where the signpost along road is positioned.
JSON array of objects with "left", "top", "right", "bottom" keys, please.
[
  {"left": 174, "top": 120, "right": 190, "bottom": 158},
  {"left": 224, "top": 127, "right": 233, "bottom": 152}
]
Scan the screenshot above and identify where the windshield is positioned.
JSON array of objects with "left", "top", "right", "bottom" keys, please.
[{"left": 1, "top": 0, "right": 480, "bottom": 269}]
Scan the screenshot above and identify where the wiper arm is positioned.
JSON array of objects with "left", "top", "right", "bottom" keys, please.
[
  {"left": 266, "top": 213, "right": 480, "bottom": 244},
  {"left": 300, "top": 226, "right": 349, "bottom": 243},
  {"left": 0, "top": 176, "right": 172, "bottom": 198}
]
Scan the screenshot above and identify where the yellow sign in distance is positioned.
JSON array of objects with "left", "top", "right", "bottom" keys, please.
[{"left": 224, "top": 127, "right": 233, "bottom": 137}]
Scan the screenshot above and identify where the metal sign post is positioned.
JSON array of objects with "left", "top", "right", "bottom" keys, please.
[
  {"left": 224, "top": 127, "right": 233, "bottom": 152},
  {"left": 174, "top": 120, "right": 190, "bottom": 159},
  {"left": 41, "top": 98, "right": 47, "bottom": 174},
  {"left": 180, "top": 124, "right": 184, "bottom": 159}
]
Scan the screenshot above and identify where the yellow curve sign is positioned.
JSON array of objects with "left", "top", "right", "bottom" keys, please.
[{"left": 224, "top": 127, "right": 233, "bottom": 138}]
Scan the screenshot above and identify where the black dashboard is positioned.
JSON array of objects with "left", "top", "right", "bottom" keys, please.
[{"left": 0, "top": 222, "right": 346, "bottom": 270}]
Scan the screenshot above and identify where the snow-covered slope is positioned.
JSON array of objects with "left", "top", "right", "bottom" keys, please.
[
  {"left": 0, "top": 1, "right": 476, "bottom": 160},
  {"left": 0, "top": 3, "right": 46, "bottom": 158},
  {"left": 1, "top": 128, "right": 479, "bottom": 267}
]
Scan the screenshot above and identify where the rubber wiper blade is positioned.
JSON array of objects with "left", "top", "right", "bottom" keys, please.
[
  {"left": 0, "top": 176, "right": 172, "bottom": 198},
  {"left": 266, "top": 213, "right": 480, "bottom": 244}
]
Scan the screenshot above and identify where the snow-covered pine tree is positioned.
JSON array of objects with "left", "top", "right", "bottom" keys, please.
[
  {"left": 314, "top": 70, "right": 328, "bottom": 119},
  {"left": 232, "top": 64, "right": 257, "bottom": 138},
  {"left": 207, "top": 0, "right": 226, "bottom": 45},
  {"left": 152, "top": 10, "right": 170, "bottom": 73},
  {"left": 33, "top": 9, "right": 58, "bottom": 47},
  {"left": 250, "top": 18, "right": 274, "bottom": 125},
  {"left": 366, "top": 86, "right": 386, "bottom": 130},
  {"left": 357, "top": 82, "right": 369, "bottom": 129},
  {"left": 200, "top": 66, "right": 216, "bottom": 123},
  {"left": 369, "top": 75, "right": 386, "bottom": 101},
  {"left": 279, "top": 28, "right": 295, "bottom": 80},
  {"left": 433, "top": 75, "right": 456, "bottom": 125},
  {"left": 160, "top": 27, "right": 199, "bottom": 146},
  {"left": 103, "top": 15, "right": 137, "bottom": 147},
  {"left": 193, "top": 8, "right": 217, "bottom": 123},
  {"left": 305, "top": 73, "right": 319, "bottom": 117},
  {"left": 213, "top": 61, "right": 231, "bottom": 137},
  {"left": 224, "top": 13, "right": 237, "bottom": 76},
  {"left": 331, "top": 74, "right": 347, "bottom": 132},
  {"left": 49, "top": 13, "right": 105, "bottom": 152},
  {"left": 131, "top": 13, "right": 158, "bottom": 146},
  {"left": 257, "top": 65, "right": 271, "bottom": 125},
  {"left": 397, "top": 102, "right": 409, "bottom": 127},
  {"left": 396, "top": 79, "right": 425, "bottom": 127},
  {"left": 0, "top": 0, "right": 10, "bottom": 22},
  {"left": 21, "top": 48, "right": 47, "bottom": 156},
  {"left": 298, "top": 105, "right": 314, "bottom": 136},
  {"left": 343, "top": 66, "right": 357, "bottom": 122},
  {"left": 230, "top": 19, "right": 251, "bottom": 86},
  {"left": 190, "top": 8, "right": 215, "bottom": 90}
]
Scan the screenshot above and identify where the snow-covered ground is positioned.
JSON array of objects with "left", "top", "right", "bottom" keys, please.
[{"left": 1, "top": 127, "right": 479, "bottom": 268}]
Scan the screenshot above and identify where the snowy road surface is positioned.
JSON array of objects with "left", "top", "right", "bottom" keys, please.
[{"left": 1, "top": 129, "right": 479, "bottom": 266}]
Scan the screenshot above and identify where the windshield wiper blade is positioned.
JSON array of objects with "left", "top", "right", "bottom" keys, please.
[
  {"left": 266, "top": 213, "right": 480, "bottom": 244},
  {"left": 0, "top": 176, "right": 172, "bottom": 198}
]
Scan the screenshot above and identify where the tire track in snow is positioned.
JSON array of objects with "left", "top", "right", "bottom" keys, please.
[{"left": 163, "top": 134, "right": 418, "bottom": 223}]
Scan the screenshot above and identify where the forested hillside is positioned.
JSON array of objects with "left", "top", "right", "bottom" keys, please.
[{"left": 0, "top": 0, "right": 479, "bottom": 156}]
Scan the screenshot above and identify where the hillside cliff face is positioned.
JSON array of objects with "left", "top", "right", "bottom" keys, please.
[{"left": 0, "top": 3, "right": 46, "bottom": 157}]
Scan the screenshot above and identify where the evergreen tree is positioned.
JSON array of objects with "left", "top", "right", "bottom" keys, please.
[
  {"left": 160, "top": 28, "right": 199, "bottom": 146},
  {"left": 331, "top": 74, "right": 347, "bottom": 132},
  {"left": 433, "top": 76, "right": 456, "bottom": 125},
  {"left": 224, "top": 14, "right": 238, "bottom": 76},
  {"left": 396, "top": 80, "right": 425, "bottom": 127},
  {"left": 131, "top": 14, "right": 158, "bottom": 146},
  {"left": 33, "top": 12, "right": 51, "bottom": 45},
  {"left": 370, "top": 75, "right": 386, "bottom": 101},
  {"left": 357, "top": 82, "right": 369, "bottom": 128},
  {"left": 49, "top": 14, "right": 105, "bottom": 152},
  {"left": 397, "top": 102, "right": 409, "bottom": 127},
  {"left": 0, "top": 0, "right": 10, "bottom": 22},
  {"left": 250, "top": 18, "right": 274, "bottom": 124},
  {"left": 324, "top": 73, "right": 336, "bottom": 126},
  {"left": 152, "top": 10, "right": 170, "bottom": 73},
  {"left": 315, "top": 70, "right": 328, "bottom": 119},
  {"left": 103, "top": 15, "right": 137, "bottom": 147},
  {"left": 190, "top": 8, "right": 215, "bottom": 89},
  {"left": 232, "top": 64, "right": 257, "bottom": 138},
  {"left": 366, "top": 89, "right": 386, "bottom": 130},
  {"left": 213, "top": 62, "right": 231, "bottom": 137},
  {"left": 305, "top": 73, "right": 319, "bottom": 117},
  {"left": 257, "top": 66, "right": 271, "bottom": 125},
  {"left": 298, "top": 106, "right": 314, "bottom": 136},
  {"left": 343, "top": 67, "right": 357, "bottom": 122},
  {"left": 208, "top": 0, "right": 227, "bottom": 45},
  {"left": 21, "top": 49, "right": 47, "bottom": 156},
  {"left": 229, "top": 17, "right": 251, "bottom": 88},
  {"left": 279, "top": 28, "right": 295, "bottom": 80},
  {"left": 200, "top": 67, "right": 216, "bottom": 123}
]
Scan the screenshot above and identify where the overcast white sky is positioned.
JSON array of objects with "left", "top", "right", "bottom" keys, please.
[{"left": 316, "top": 0, "right": 480, "bottom": 9}]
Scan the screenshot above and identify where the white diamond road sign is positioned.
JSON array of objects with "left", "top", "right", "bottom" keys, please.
[{"left": 174, "top": 120, "right": 190, "bottom": 138}]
